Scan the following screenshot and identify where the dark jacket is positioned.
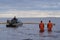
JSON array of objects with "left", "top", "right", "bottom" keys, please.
[{"left": 11, "top": 18, "right": 18, "bottom": 24}]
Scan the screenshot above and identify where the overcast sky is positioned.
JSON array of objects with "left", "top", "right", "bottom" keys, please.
[{"left": 0, "top": 0, "right": 60, "bottom": 17}]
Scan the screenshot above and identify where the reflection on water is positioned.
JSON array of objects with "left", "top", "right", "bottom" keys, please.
[
  {"left": 54, "top": 31, "right": 60, "bottom": 33},
  {"left": 0, "top": 18, "right": 60, "bottom": 40}
]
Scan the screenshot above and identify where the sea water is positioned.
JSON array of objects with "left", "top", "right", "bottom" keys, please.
[{"left": 0, "top": 17, "right": 60, "bottom": 40}]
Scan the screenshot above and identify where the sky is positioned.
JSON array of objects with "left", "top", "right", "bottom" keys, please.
[{"left": 0, "top": 0, "right": 60, "bottom": 18}]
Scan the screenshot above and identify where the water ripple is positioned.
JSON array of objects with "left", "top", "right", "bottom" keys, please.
[{"left": 23, "top": 39, "right": 32, "bottom": 40}]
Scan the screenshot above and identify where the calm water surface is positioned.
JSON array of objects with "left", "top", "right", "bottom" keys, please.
[{"left": 0, "top": 17, "right": 59, "bottom": 40}]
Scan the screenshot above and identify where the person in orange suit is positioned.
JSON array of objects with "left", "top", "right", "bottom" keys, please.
[
  {"left": 39, "top": 21, "right": 44, "bottom": 32},
  {"left": 47, "top": 20, "right": 53, "bottom": 32}
]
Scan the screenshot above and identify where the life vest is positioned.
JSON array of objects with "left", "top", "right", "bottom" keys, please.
[{"left": 39, "top": 23, "right": 44, "bottom": 32}]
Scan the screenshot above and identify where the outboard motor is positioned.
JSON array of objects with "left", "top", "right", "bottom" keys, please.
[
  {"left": 7, "top": 20, "right": 11, "bottom": 23},
  {"left": 6, "top": 20, "right": 11, "bottom": 27}
]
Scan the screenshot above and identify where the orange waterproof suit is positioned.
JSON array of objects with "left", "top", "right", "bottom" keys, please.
[
  {"left": 47, "top": 22, "right": 53, "bottom": 32},
  {"left": 39, "top": 22, "right": 44, "bottom": 32}
]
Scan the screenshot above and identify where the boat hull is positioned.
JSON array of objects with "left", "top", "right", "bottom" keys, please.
[
  {"left": 6, "top": 20, "right": 23, "bottom": 27},
  {"left": 6, "top": 23, "right": 23, "bottom": 27}
]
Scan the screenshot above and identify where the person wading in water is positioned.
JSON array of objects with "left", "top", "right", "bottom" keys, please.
[
  {"left": 47, "top": 20, "right": 54, "bottom": 32},
  {"left": 39, "top": 21, "right": 44, "bottom": 32}
]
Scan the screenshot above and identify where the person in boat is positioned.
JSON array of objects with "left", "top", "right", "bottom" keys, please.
[
  {"left": 47, "top": 20, "right": 53, "bottom": 32},
  {"left": 11, "top": 16, "right": 18, "bottom": 24},
  {"left": 39, "top": 21, "right": 44, "bottom": 32}
]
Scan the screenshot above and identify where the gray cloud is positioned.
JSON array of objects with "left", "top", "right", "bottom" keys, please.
[{"left": 0, "top": 0, "right": 60, "bottom": 11}]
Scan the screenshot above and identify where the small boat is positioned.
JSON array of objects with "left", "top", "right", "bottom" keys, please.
[{"left": 6, "top": 20, "right": 23, "bottom": 27}]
